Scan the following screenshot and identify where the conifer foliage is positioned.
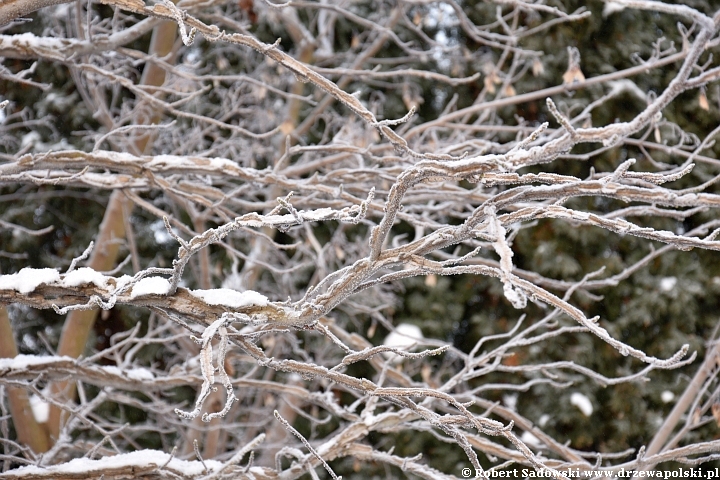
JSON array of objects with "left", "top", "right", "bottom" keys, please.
[{"left": 1, "top": 0, "right": 720, "bottom": 477}]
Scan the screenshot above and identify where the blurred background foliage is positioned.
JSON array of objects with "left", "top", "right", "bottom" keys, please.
[{"left": 2, "top": 0, "right": 720, "bottom": 475}]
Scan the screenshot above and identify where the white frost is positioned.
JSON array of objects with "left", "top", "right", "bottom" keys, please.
[
  {"left": 53, "top": 3, "right": 69, "bottom": 17},
  {"left": 102, "top": 366, "right": 155, "bottom": 381},
  {"left": 607, "top": 80, "right": 647, "bottom": 102},
  {"left": 114, "top": 274, "right": 134, "bottom": 291},
  {"left": 221, "top": 273, "right": 244, "bottom": 291},
  {"left": 29, "top": 394, "right": 49, "bottom": 423},
  {"left": 130, "top": 277, "right": 171, "bottom": 298},
  {"left": 2, "top": 32, "right": 67, "bottom": 49},
  {"left": 659, "top": 277, "right": 677, "bottom": 292},
  {"left": 520, "top": 430, "right": 542, "bottom": 448},
  {"left": 150, "top": 220, "right": 174, "bottom": 244},
  {"left": 146, "top": 154, "right": 186, "bottom": 169},
  {"left": 63, "top": 267, "right": 108, "bottom": 288},
  {"left": 423, "top": 2, "right": 455, "bottom": 29},
  {"left": 603, "top": 1, "right": 626, "bottom": 17},
  {"left": 574, "top": 211, "right": 590, "bottom": 220},
  {"left": 206, "top": 157, "right": 240, "bottom": 170},
  {"left": 0, "top": 354, "right": 73, "bottom": 370},
  {"left": 538, "top": 414, "right": 550, "bottom": 427},
  {"left": 382, "top": 323, "right": 423, "bottom": 362},
  {"left": 570, "top": 392, "right": 593, "bottom": 417},
  {"left": 383, "top": 323, "right": 423, "bottom": 349},
  {"left": 486, "top": 206, "right": 526, "bottom": 309},
  {"left": 126, "top": 367, "right": 154, "bottom": 381},
  {"left": 191, "top": 288, "right": 268, "bottom": 308},
  {"left": 0, "top": 268, "right": 60, "bottom": 293},
  {"left": 146, "top": 155, "right": 239, "bottom": 173},
  {"left": 301, "top": 207, "right": 334, "bottom": 221},
  {"left": 502, "top": 286, "right": 526, "bottom": 309},
  {"left": 19, "top": 130, "right": 74, "bottom": 153}
]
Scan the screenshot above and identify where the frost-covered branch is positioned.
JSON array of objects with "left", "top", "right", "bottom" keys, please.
[{"left": 2, "top": 0, "right": 720, "bottom": 477}]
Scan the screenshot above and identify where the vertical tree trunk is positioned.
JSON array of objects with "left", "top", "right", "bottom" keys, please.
[
  {"left": 0, "top": 306, "right": 50, "bottom": 452},
  {"left": 46, "top": 16, "right": 178, "bottom": 443},
  {"left": 46, "top": 190, "right": 130, "bottom": 441}
]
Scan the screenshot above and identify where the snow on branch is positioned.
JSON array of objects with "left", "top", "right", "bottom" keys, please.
[{"left": 0, "top": 450, "right": 223, "bottom": 479}]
